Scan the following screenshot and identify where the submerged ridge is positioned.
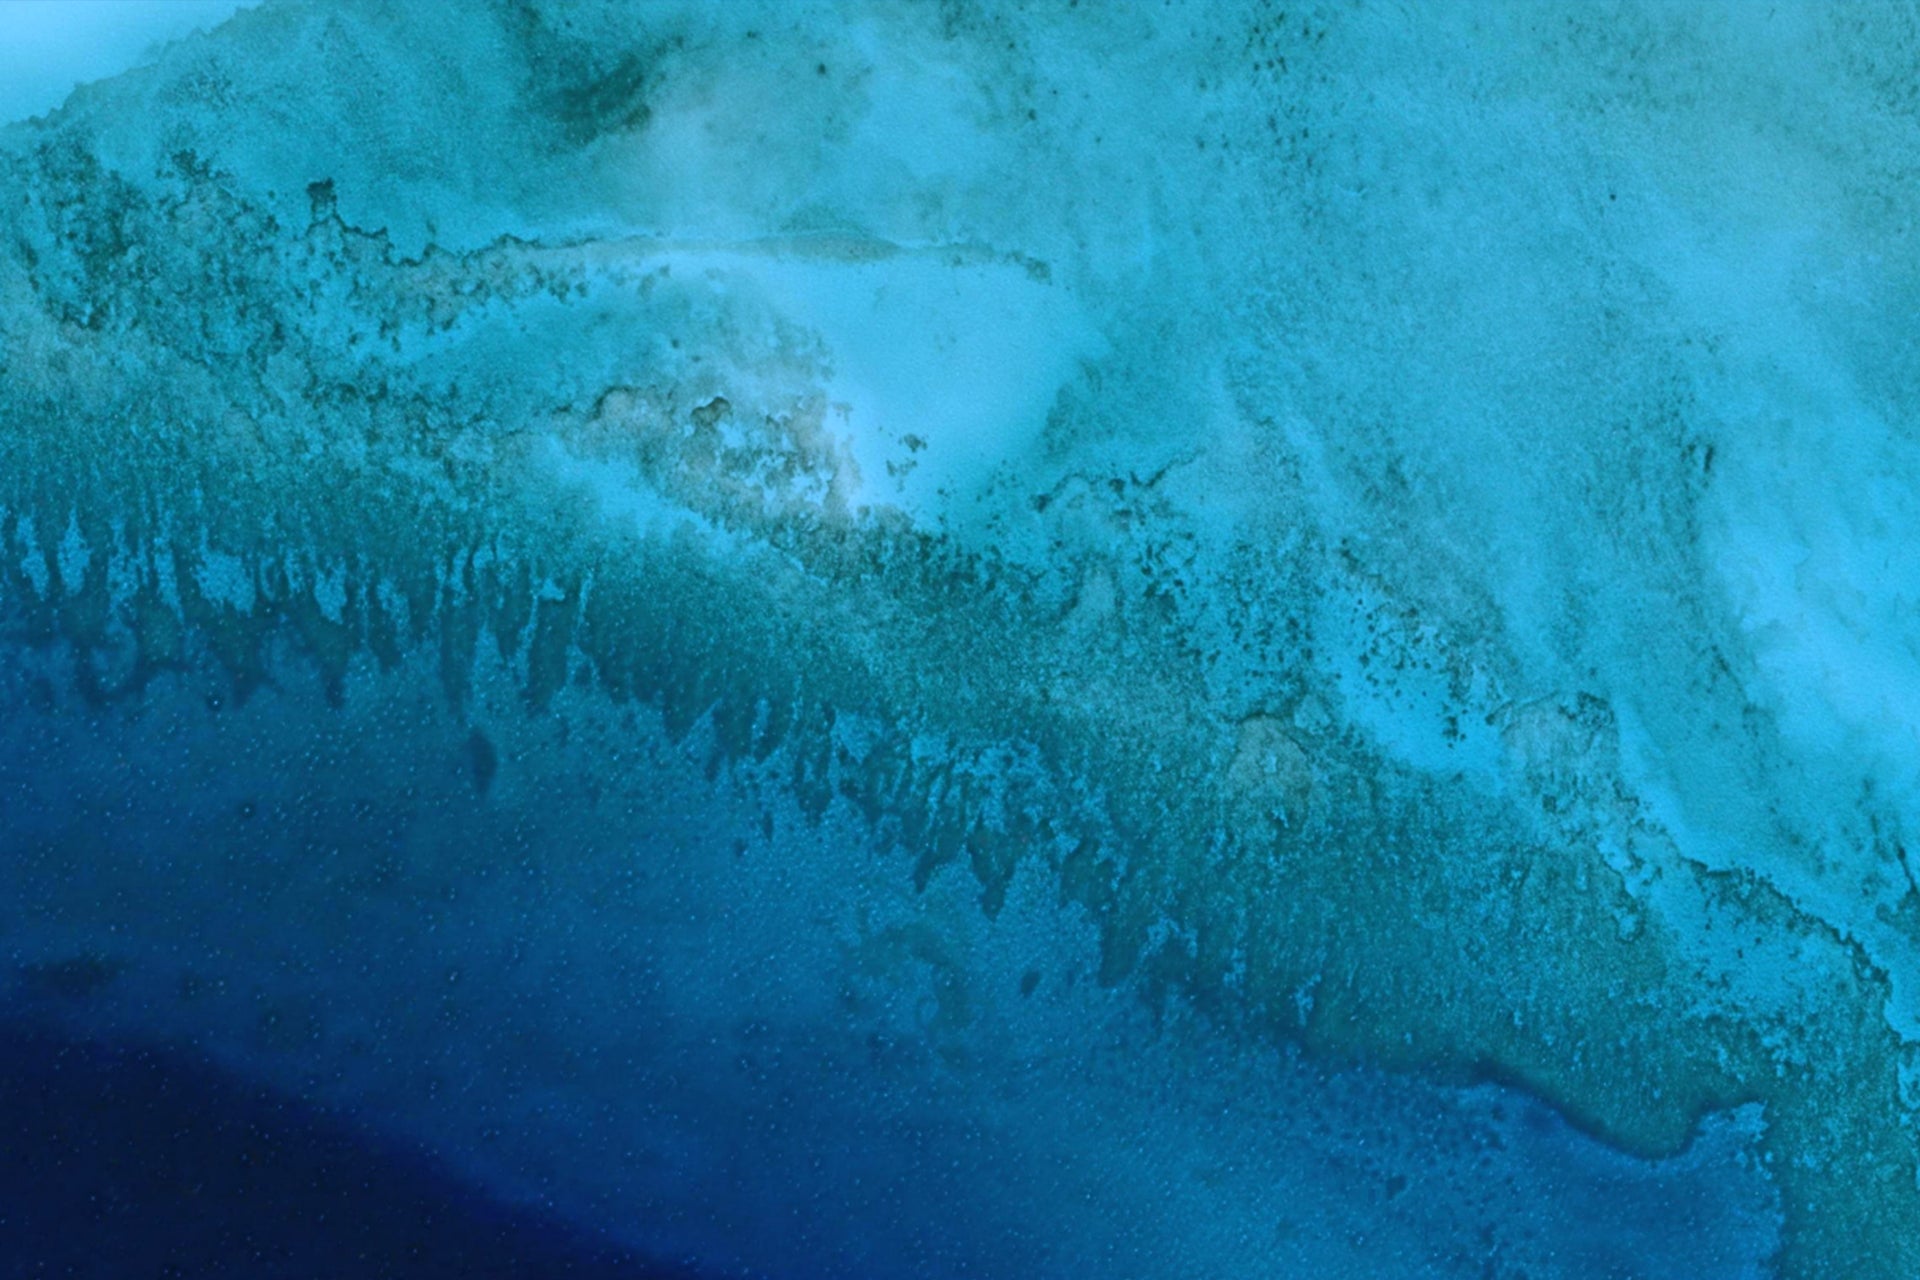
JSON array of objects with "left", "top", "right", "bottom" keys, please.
[{"left": 5, "top": 1, "right": 1917, "bottom": 1275}]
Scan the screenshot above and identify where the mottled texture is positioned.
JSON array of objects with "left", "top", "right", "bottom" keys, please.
[{"left": 6, "top": 2, "right": 1918, "bottom": 1275}]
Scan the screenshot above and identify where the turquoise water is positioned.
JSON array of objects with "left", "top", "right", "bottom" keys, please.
[{"left": 5, "top": 3, "right": 1918, "bottom": 1276}]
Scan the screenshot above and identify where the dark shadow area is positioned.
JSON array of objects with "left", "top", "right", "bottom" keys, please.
[{"left": 0, "top": 1019, "right": 717, "bottom": 1279}]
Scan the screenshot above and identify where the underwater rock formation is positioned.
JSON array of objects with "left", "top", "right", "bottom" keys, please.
[{"left": 5, "top": 2, "right": 1917, "bottom": 1275}]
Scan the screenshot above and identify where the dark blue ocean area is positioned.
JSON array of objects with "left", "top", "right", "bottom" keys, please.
[
  {"left": 3, "top": 3, "right": 1917, "bottom": 1277},
  {"left": 0, "top": 1023, "right": 696, "bottom": 1279}
]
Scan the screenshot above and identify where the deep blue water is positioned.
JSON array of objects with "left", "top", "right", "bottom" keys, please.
[
  {"left": 0, "top": 660, "right": 1784, "bottom": 1278},
  {"left": 0, "top": 1022, "right": 695, "bottom": 1280}
]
